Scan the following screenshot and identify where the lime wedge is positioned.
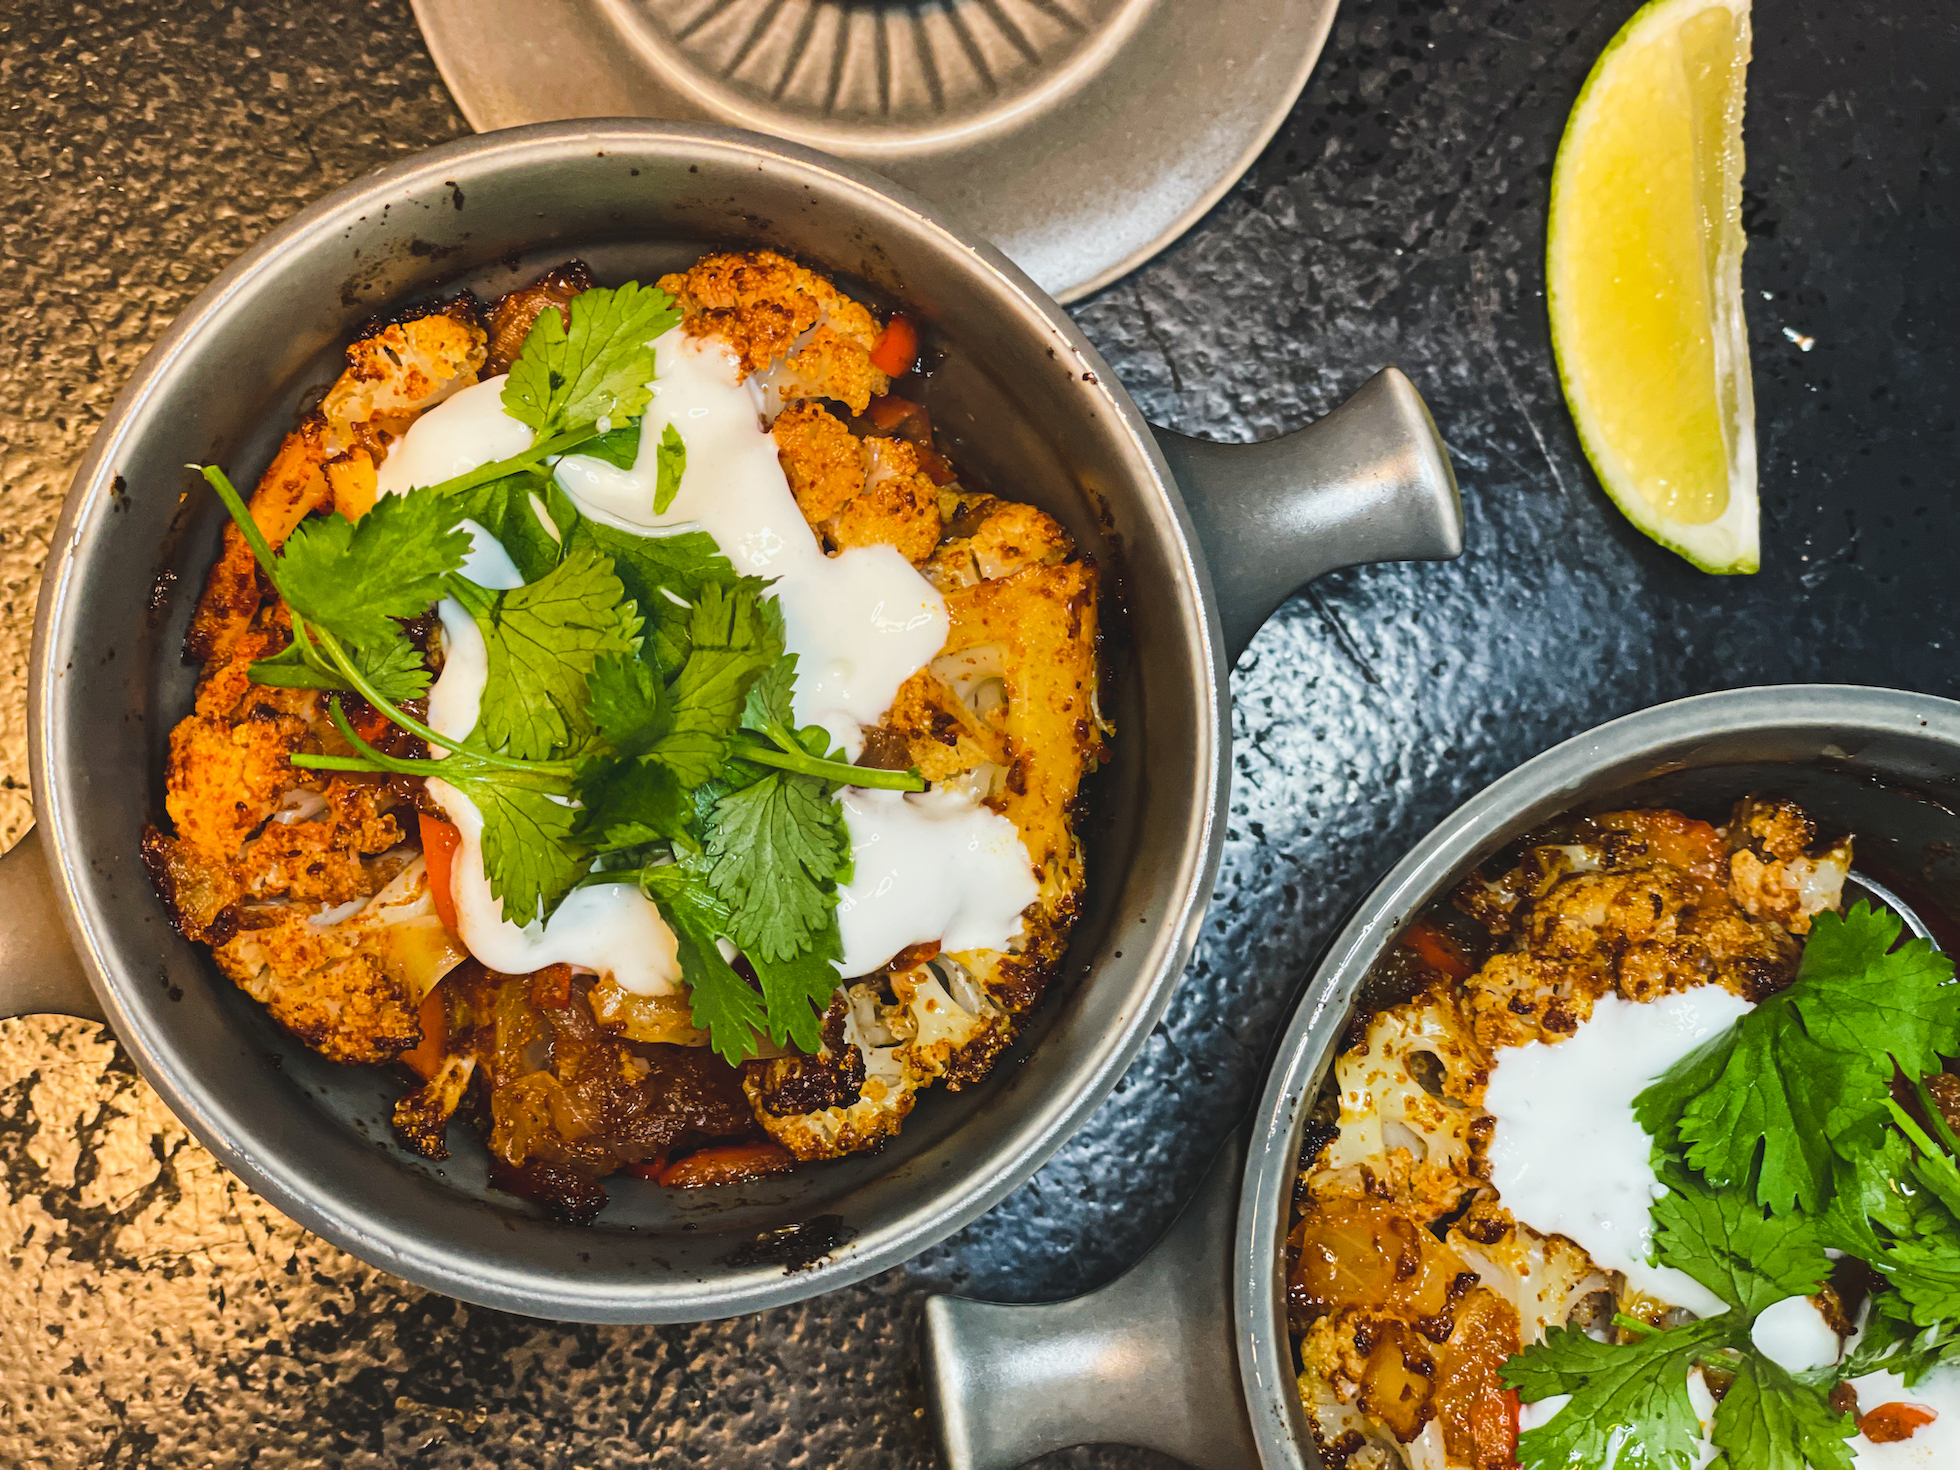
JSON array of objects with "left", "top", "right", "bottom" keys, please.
[{"left": 1548, "top": 0, "right": 1757, "bottom": 573}]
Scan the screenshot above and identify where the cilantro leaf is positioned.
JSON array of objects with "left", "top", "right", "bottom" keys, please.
[
  {"left": 1711, "top": 1352, "right": 1855, "bottom": 1470},
  {"left": 1797, "top": 904, "right": 1958, "bottom": 1081},
  {"left": 1680, "top": 1012, "right": 1839, "bottom": 1209},
  {"left": 251, "top": 626, "right": 432, "bottom": 703},
  {"left": 748, "top": 916, "right": 845, "bottom": 1052},
  {"left": 571, "top": 758, "right": 690, "bottom": 851},
  {"left": 568, "top": 520, "right": 737, "bottom": 596},
  {"left": 654, "top": 422, "right": 686, "bottom": 514},
  {"left": 449, "top": 470, "right": 566, "bottom": 583},
  {"left": 1896, "top": 1100, "right": 1960, "bottom": 1220},
  {"left": 562, "top": 518, "right": 742, "bottom": 677},
  {"left": 1808, "top": 1106, "right": 1960, "bottom": 1333},
  {"left": 1633, "top": 1026, "right": 1738, "bottom": 1149},
  {"left": 1883, "top": 1227, "right": 1960, "bottom": 1328},
  {"left": 1817, "top": 1127, "right": 1920, "bottom": 1264},
  {"left": 742, "top": 656, "right": 800, "bottom": 739},
  {"left": 584, "top": 653, "right": 666, "bottom": 758},
  {"left": 502, "top": 283, "right": 679, "bottom": 442},
  {"left": 639, "top": 865, "right": 766, "bottom": 1065},
  {"left": 1652, "top": 1167, "right": 1832, "bottom": 1314},
  {"left": 276, "top": 488, "right": 470, "bottom": 647},
  {"left": 1504, "top": 1318, "right": 1734, "bottom": 1470},
  {"left": 573, "top": 420, "right": 642, "bottom": 471},
  {"left": 1636, "top": 904, "right": 1960, "bottom": 1214},
  {"left": 645, "top": 582, "right": 781, "bottom": 786},
  {"left": 440, "top": 775, "right": 587, "bottom": 928},
  {"left": 1839, "top": 1296, "right": 1960, "bottom": 1387},
  {"left": 452, "top": 546, "right": 640, "bottom": 761},
  {"left": 704, "top": 772, "right": 851, "bottom": 964}
]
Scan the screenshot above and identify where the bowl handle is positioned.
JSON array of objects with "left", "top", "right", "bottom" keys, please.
[
  {"left": 923, "top": 1131, "right": 1257, "bottom": 1470},
  {"left": 0, "top": 826, "right": 103, "bottom": 1022},
  {"left": 1154, "top": 366, "right": 1464, "bottom": 663}
]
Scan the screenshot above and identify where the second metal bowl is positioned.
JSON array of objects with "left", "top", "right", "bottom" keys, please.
[{"left": 926, "top": 683, "right": 1960, "bottom": 1468}]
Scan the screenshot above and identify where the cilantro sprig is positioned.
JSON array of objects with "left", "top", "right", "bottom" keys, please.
[
  {"left": 502, "top": 281, "right": 678, "bottom": 441},
  {"left": 1504, "top": 1317, "right": 1736, "bottom": 1470},
  {"left": 1504, "top": 903, "right": 1960, "bottom": 1470},
  {"left": 189, "top": 278, "right": 929, "bottom": 1067},
  {"left": 1635, "top": 902, "right": 1960, "bottom": 1214}
]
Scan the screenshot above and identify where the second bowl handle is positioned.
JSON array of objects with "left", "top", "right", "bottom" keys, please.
[
  {"left": 0, "top": 825, "right": 103, "bottom": 1023},
  {"left": 1154, "top": 366, "right": 1464, "bottom": 663},
  {"left": 923, "top": 1131, "right": 1257, "bottom": 1470}
]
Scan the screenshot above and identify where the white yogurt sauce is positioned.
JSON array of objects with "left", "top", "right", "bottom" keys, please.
[
  {"left": 371, "top": 317, "right": 1034, "bottom": 994},
  {"left": 1752, "top": 1294, "right": 1841, "bottom": 1374},
  {"left": 833, "top": 787, "right": 1039, "bottom": 977},
  {"left": 424, "top": 774, "right": 681, "bottom": 994},
  {"left": 379, "top": 398, "right": 681, "bottom": 996},
  {"left": 553, "top": 328, "right": 949, "bottom": 755},
  {"left": 373, "top": 374, "right": 532, "bottom": 496},
  {"left": 425, "top": 523, "right": 522, "bottom": 751},
  {"left": 1484, "top": 986, "right": 1755, "bottom": 1318},
  {"left": 1847, "top": 1366, "right": 1960, "bottom": 1466}
]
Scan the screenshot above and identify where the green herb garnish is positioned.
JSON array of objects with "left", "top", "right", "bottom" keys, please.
[
  {"left": 1506, "top": 904, "right": 1960, "bottom": 1470},
  {"left": 188, "top": 280, "right": 926, "bottom": 1064}
]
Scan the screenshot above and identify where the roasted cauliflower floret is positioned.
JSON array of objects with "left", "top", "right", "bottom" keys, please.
[
  {"left": 161, "top": 697, "right": 312, "bottom": 868},
  {"left": 924, "top": 497, "right": 1073, "bottom": 592},
  {"left": 215, "top": 859, "right": 465, "bottom": 1066},
  {"left": 1443, "top": 1199, "right": 1612, "bottom": 1345},
  {"left": 773, "top": 403, "right": 942, "bottom": 561},
  {"left": 1318, "top": 991, "right": 1489, "bottom": 1219},
  {"left": 744, "top": 957, "right": 1015, "bottom": 1162},
  {"left": 188, "top": 302, "right": 486, "bottom": 664},
  {"left": 880, "top": 666, "right": 1012, "bottom": 786},
  {"left": 774, "top": 400, "right": 865, "bottom": 523},
  {"left": 1722, "top": 795, "right": 1851, "bottom": 935},
  {"left": 1455, "top": 808, "right": 1804, "bottom": 1053},
  {"left": 161, "top": 299, "right": 484, "bottom": 1064},
  {"left": 886, "top": 958, "right": 1010, "bottom": 1078},
  {"left": 320, "top": 303, "right": 486, "bottom": 444},
  {"left": 829, "top": 436, "right": 941, "bottom": 562},
  {"left": 658, "top": 249, "right": 889, "bottom": 411},
  {"left": 746, "top": 983, "right": 925, "bottom": 1160},
  {"left": 393, "top": 1053, "right": 477, "bottom": 1160}
]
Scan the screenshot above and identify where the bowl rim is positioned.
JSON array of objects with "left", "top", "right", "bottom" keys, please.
[
  {"left": 28, "top": 118, "right": 1231, "bottom": 1320},
  {"left": 1232, "top": 682, "right": 1960, "bottom": 1465}
]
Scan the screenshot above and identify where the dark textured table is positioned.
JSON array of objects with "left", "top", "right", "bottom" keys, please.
[{"left": 1, "top": 1, "right": 1954, "bottom": 1465}]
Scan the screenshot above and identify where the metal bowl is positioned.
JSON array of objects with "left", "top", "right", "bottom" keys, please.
[
  {"left": 1, "top": 120, "right": 1461, "bottom": 1323},
  {"left": 925, "top": 683, "right": 1960, "bottom": 1468}
]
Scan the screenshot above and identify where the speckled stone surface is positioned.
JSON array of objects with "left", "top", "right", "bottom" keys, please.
[{"left": 1, "top": 0, "right": 1955, "bottom": 1465}]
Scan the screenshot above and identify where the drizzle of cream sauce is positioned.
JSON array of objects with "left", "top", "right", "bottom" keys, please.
[
  {"left": 553, "top": 327, "right": 949, "bottom": 757},
  {"left": 1752, "top": 1294, "right": 1841, "bottom": 1374},
  {"left": 424, "top": 774, "right": 680, "bottom": 995},
  {"left": 372, "top": 374, "right": 531, "bottom": 496},
  {"left": 833, "top": 787, "right": 1039, "bottom": 978},
  {"left": 1483, "top": 986, "right": 1755, "bottom": 1319}
]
